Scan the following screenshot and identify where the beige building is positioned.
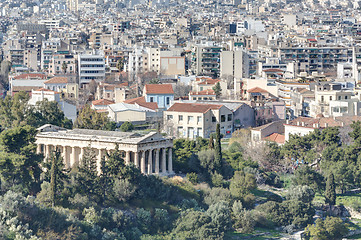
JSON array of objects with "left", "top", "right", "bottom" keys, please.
[
  {"left": 160, "top": 56, "right": 185, "bottom": 75},
  {"left": 220, "top": 50, "right": 249, "bottom": 79},
  {"left": 164, "top": 102, "right": 233, "bottom": 138},
  {"left": 36, "top": 124, "right": 173, "bottom": 175},
  {"left": 49, "top": 53, "right": 76, "bottom": 75}
]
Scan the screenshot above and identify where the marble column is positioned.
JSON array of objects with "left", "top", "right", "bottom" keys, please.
[
  {"left": 80, "top": 147, "right": 85, "bottom": 162},
  {"left": 36, "top": 144, "right": 41, "bottom": 154},
  {"left": 46, "top": 145, "right": 51, "bottom": 160},
  {"left": 125, "top": 151, "right": 131, "bottom": 165},
  {"left": 155, "top": 149, "right": 160, "bottom": 174},
  {"left": 70, "top": 147, "right": 79, "bottom": 167},
  {"left": 148, "top": 149, "right": 153, "bottom": 174},
  {"left": 141, "top": 150, "right": 146, "bottom": 174},
  {"left": 134, "top": 151, "right": 139, "bottom": 168},
  {"left": 97, "top": 149, "right": 103, "bottom": 173},
  {"left": 168, "top": 147, "right": 173, "bottom": 173},
  {"left": 162, "top": 148, "right": 166, "bottom": 174},
  {"left": 63, "top": 146, "right": 70, "bottom": 168}
]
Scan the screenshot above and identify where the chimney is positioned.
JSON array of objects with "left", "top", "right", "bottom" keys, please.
[
  {"left": 324, "top": 123, "right": 328, "bottom": 128},
  {"left": 286, "top": 120, "right": 289, "bottom": 124},
  {"left": 301, "top": 122, "right": 305, "bottom": 126},
  {"left": 297, "top": 121, "right": 300, "bottom": 126}
]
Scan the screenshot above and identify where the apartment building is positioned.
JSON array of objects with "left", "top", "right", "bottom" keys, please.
[
  {"left": 278, "top": 47, "right": 353, "bottom": 74},
  {"left": 164, "top": 102, "right": 233, "bottom": 138},
  {"left": 49, "top": 52, "right": 76, "bottom": 75},
  {"left": 78, "top": 53, "right": 105, "bottom": 85},
  {"left": 191, "top": 45, "right": 222, "bottom": 77}
]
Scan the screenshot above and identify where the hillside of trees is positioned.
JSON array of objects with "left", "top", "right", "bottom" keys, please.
[{"left": 0, "top": 92, "right": 360, "bottom": 239}]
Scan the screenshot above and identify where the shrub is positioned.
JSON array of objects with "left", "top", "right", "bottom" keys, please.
[{"left": 186, "top": 172, "right": 198, "bottom": 185}]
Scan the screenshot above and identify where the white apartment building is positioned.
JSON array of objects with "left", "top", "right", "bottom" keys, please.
[{"left": 78, "top": 53, "right": 106, "bottom": 85}]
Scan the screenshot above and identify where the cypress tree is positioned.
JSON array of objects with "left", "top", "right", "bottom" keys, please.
[
  {"left": 98, "top": 155, "right": 111, "bottom": 203},
  {"left": 209, "top": 135, "right": 214, "bottom": 149},
  {"left": 50, "top": 149, "right": 62, "bottom": 207},
  {"left": 214, "top": 123, "right": 222, "bottom": 171},
  {"left": 325, "top": 173, "right": 336, "bottom": 205}
]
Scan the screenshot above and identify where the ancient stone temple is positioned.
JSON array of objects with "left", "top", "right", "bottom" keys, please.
[{"left": 35, "top": 124, "right": 174, "bottom": 175}]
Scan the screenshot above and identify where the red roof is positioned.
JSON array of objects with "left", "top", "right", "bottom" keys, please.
[
  {"left": 14, "top": 73, "right": 47, "bottom": 80},
  {"left": 264, "top": 133, "right": 285, "bottom": 144},
  {"left": 92, "top": 99, "right": 115, "bottom": 106},
  {"left": 167, "top": 103, "right": 222, "bottom": 113},
  {"left": 144, "top": 84, "right": 174, "bottom": 94},
  {"left": 196, "top": 77, "right": 221, "bottom": 85},
  {"left": 124, "top": 96, "right": 158, "bottom": 110},
  {"left": 44, "top": 77, "right": 68, "bottom": 84},
  {"left": 247, "top": 87, "right": 269, "bottom": 93}
]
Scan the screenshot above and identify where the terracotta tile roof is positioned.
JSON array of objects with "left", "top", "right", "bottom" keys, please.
[
  {"left": 264, "top": 133, "right": 285, "bottom": 144},
  {"left": 44, "top": 77, "right": 68, "bottom": 84},
  {"left": 124, "top": 96, "right": 158, "bottom": 110},
  {"left": 14, "top": 73, "right": 47, "bottom": 80},
  {"left": 136, "top": 102, "right": 158, "bottom": 110},
  {"left": 247, "top": 87, "right": 269, "bottom": 93},
  {"left": 124, "top": 96, "right": 146, "bottom": 104},
  {"left": 196, "top": 77, "right": 220, "bottom": 85},
  {"left": 92, "top": 99, "right": 115, "bottom": 106},
  {"left": 144, "top": 84, "right": 174, "bottom": 94},
  {"left": 167, "top": 102, "right": 222, "bottom": 113},
  {"left": 190, "top": 89, "right": 216, "bottom": 96},
  {"left": 101, "top": 82, "right": 129, "bottom": 90}
]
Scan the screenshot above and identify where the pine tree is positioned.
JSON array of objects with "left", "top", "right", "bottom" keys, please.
[
  {"left": 209, "top": 135, "right": 214, "bottom": 149},
  {"left": 214, "top": 124, "right": 222, "bottom": 172},
  {"left": 77, "top": 147, "right": 98, "bottom": 199},
  {"left": 325, "top": 173, "right": 336, "bottom": 205}
]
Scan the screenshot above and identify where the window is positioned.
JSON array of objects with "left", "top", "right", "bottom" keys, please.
[
  {"left": 188, "top": 116, "right": 194, "bottom": 123},
  {"left": 345, "top": 95, "right": 348, "bottom": 99},
  {"left": 330, "top": 96, "right": 332, "bottom": 100},
  {"left": 227, "top": 114, "right": 232, "bottom": 121},
  {"left": 167, "top": 115, "right": 173, "bottom": 120},
  {"left": 197, "top": 116, "right": 202, "bottom": 123},
  {"left": 212, "top": 116, "right": 217, "bottom": 122},
  {"left": 321, "top": 96, "right": 324, "bottom": 102},
  {"left": 338, "top": 96, "right": 341, "bottom": 100},
  {"left": 178, "top": 127, "right": 183, "bottom": 135},
  {"left": 179, "top": 115, "right": 183, "bottom": 121},
  {"left": 166, "top": 97, "right": 170, "bottom": 105},
  {"left": 150, "top": 97, "right": 154, "bottom": 102},
  {"left": 221, "top": 115, "right": 226, "bottom": 122}
]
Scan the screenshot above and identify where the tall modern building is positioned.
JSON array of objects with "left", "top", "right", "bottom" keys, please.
[
  {"left": 220, "top": 50, "right": 249, "bottom": 79},
  {"left": 78, "top": 53, "right": 105, "bottom": 86}
]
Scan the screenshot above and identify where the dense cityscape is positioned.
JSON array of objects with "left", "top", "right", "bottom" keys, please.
[{"left": 0, "top": 0, "right": 361, "bottom": 239}]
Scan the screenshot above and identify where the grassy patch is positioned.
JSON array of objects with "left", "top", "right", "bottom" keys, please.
[{"left": 337, "top": 193, "right": 361, "bottom": 211}]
